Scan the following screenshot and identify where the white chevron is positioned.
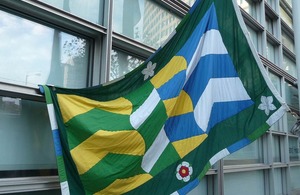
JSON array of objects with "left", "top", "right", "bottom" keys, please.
[{"left": 194, "top": 77, "right": 251, "bottom": 132}]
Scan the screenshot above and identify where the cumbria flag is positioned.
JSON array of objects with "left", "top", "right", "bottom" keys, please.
[{"left": 41, "top": 0, "right": 289, "bottom": 194}]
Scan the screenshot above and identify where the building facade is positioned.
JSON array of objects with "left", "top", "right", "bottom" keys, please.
[{"left": 0, "top": 0, "right": 299, "bottom": 194}]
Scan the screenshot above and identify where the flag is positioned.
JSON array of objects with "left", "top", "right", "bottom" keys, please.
[{"left": 41, "top": 0, "right": 289, "bottom": 194}]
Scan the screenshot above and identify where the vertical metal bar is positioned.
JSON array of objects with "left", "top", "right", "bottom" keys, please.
[
  {"left": 218, "top": 160, "right": 224, "bottom": 195},
  {"left": 101, "top": 0, "right": 113, "bottom": 83},
  {"left": 105, "top": 0, "right": 113, "bottom": 83}
]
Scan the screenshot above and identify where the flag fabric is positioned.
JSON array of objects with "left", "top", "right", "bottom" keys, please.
[{"left": 41, "top": 0, "right": 289, "bottom": 194}]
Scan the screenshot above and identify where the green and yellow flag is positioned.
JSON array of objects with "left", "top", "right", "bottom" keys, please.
[{"left": 41, "top": 0, "right": 289, "bottom": 194}]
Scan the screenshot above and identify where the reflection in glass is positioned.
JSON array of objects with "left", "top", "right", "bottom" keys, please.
[
  {"left": 284, "top": 81, "right": 299, "bottom": 109},
  {"left": 283, "top": 55, "right": 296, "bottom": 78},
  {"left": 187, "top": 176, "right": 207, "bottom": 195},
  {"left": 282, "top": 31, "right": 295, "bottom": 53},
  {"left": 113, "top": 0, "right": 181, "bottom": 49},
  {"left": 224, "top": 139, "right": 263, "bottom": 165},
  {"left": 0, "top": 96, "right": 57, "bottom": 177},
  {"left": 110, "top": 49, "right": 144, "bottom": 80},
  {"left": 290, "top": 166, "right": 300, "bottom": 194},
  {"left": 39, "top": 0, "right": 104, "bottom": 25},
  {"left": 289, "top": 137, "right": 300, "bottom": 161},
  {"left": 247, "top": 25, "right": 259, "bottom": 51},
  {"left": 0, "top": 10, "right": 89, "bottom": 88},
  {"left": 224, "top": 171, "right": 265, "bottom": 195},
  {"left": 237, "top": 0, "right": 256, "bottom": 19},
  {"left": 287, "top": 112, "right": 298, "bottom": 133},
  {"left": 280, "top": 6, "right": 293, "bottom": 29}
]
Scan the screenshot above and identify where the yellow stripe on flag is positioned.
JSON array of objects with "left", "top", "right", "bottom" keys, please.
[
  {"left": 163, "top": 90, "right": 193, "bottom": 117},
  {"left": 94, "top": 174, "right": 152, "bottom": 195},
  {"left": 70, "top": 130, "right": 145, "bottom": 175},
  {"left": 150, "top": 56, "right": 187, "bottom": 88},
  {"left": 57, "top": 94, "right": 132, "bottom": 123},
  {"left": 172, "top": 134, "right": 208, "bottom": 158}
]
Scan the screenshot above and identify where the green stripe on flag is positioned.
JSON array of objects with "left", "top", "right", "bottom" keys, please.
[
  {"left": 66, "top": 109, "right": 133, "bottom": 150},
  {"left": 80, "top": 154, "right": 144, "bottom": 194}
]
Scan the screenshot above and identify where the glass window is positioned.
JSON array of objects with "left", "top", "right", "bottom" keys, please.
[
  {"left": 289, "top": 137, "right": 300, "bottom": 161},
  {"left": 273, "top": 135, "right": 282, "bottom": 162},
  {"left": 224, "top": 170, "right": 265, "bottom": 195},
  {"left": 113, "top": 0, "right": 181, "bottom": 49},
  {"left": 0, "top": 10, "right": 90, "bottom": 88},
  {"left": 286, "top": 111, "right": 297, "bottom": 133},
  {"left": 187, "top": 176, "right": 207, "bottom": 195},
  {"left": 110, "top": 49, "right": 144, "bottom": 80},
  {"left": 266, "top": 41, "right": 276, "bottom": 64},
  {"left": 266, "top": 15, "right": 275, "bottom": 35},
  {"left": 224, "top": 139, "right": 263, "bottom": 165},
  {"left": 290, "top": 166, "right": 300, "bottom": 194},
  {"left": 265, "top": 0, "right": 276, "bottom": 9},
  {"left": 283, "top": 0, "right": 292, "bottom": 7},
  {"left": 237, "top": 0, "right": 257, "bottom": 19},
  {"left": 280, "top": 6, "right": 293, "bottom": 29},
  {"left": 282, "top": 31, "right": 295, "bottom": 53},
  {"left": 0, "top": 96, "right": 57, "bottom": 178},
  {"left": 274, "top": 168, "right": 284, "bottom": 195},
  {"left": 247, "top": 25, "right": 259, "bottom": 52},
  {"left": 283, "top": 55, "right": 296, "bottom": 78},
  {"left": 269, "top": 72, "right": 281, "bottom": 92},
  {"left": 284, "top": 81, "right": 299, "bottom": 109},
  {"left": 38, "top": 0, "right": 104, "bottom": 25}
]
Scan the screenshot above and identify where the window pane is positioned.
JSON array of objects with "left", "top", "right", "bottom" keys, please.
[
  {"left": 113, "top": 0, "right": 181, "bottom": 49},
  {"left": 0, "top": 11, "right": 89, "bottom": 88},
  {"left": 266, "top": 0, "right": 276, "bottom": 9},
  {"left": 273, "top": 135, "right": 282, "bottom": 162},
  {"left": 289, "top": 137, "right": 300, "bottom": 161},
  {"left": 274, "top": 168, "right": 284, "bottom": 195},
  {"left": 247, "top": 25, "right": 259, "bottom": 51},
  {"left": 110, "top": 49, "right": 144, "bottom": 80},
  {"left": 266, "top": 42, "right": 276, "bottom": 64},
  {"left": 266, "top": 15, "right": 275, "bottom": 35},
  {"left": 237, "top": 0, "right": 257, "bottom": 19},
  {"left": 282, "top": 31, "right": 295, "bottom": 53},
  {"left": 284, "top": 0, "right": 292, "bottom": 7},
  {"left": 224, "top": 171, "right": 265, "bottom": 195},
  {"left": 287, "top": 112, "right": 298, "bottom": 133},
  {"left": 280, "top": 6, "right": 293, "bottom": 29},
  {"left": 39, "top": 0, "right": 104, "bottom": 25},
  {"left": 187, "top": 176, "right": 207, "bottom": 195},
  {"left": 283, "top": 55, "right": 296, "bottom": 78},
  {"left": 290, "top": 166, "right": 300, "bottom": 194},
  {"left": 224, "top": 139, "right": 263, "bottom": 165},
  {"left": 0, "top": 96, "right": 57, "bottom": 177},
  {"left": 284, "top": 82, "right": 299, "bottom": 109}
]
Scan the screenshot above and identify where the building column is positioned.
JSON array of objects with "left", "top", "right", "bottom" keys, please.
[{"left": 293, "top": 0, "right": 300, "bottom": 109}]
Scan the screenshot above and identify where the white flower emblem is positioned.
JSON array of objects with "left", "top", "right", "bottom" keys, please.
[
  {"left": 176, "top": 161, "right": 193, "bottom": 182},
  {"left": 141, "top": 61, "right": 156, "bottom": 80},
  {"left": 258, "top": 96, "right": 276, "bottom": 116}
]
